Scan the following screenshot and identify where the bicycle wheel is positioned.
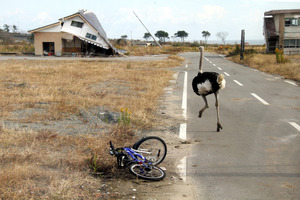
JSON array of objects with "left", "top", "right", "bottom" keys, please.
[
  {"left": 129, "top": 163, "right": 166, "bottom": 181},
  {"left": 132, "top": 136, "right": 167, "bottom": 165}
]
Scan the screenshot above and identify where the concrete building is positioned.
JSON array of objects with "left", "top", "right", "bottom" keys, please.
[
  {"left": 264, "top": 9, "right": 300, "bottom": 54},
  {"left": 29, "top": 10, "right": 117, "bottom": 56}
]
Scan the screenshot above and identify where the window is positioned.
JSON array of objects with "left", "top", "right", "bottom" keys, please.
[
  {"left": 71, "top": 21, "right": 83, "bottom": 28},
  {"left": 285, "top": 18, "right": 298, "bottom": 26},
  {"left": 86, "top": 33, "right": 92, "bottom": 38},
  {"left": 284, "top": 39, "right": 300, "bottom": 48},
  {"left": 284, "top": 40, "right": 290, "bottom": 48},
  {"left": 85, "top": 33, "right": 97, "bottom": 41},
  {"left": 290, "top": 39, "right": 296, "bottom": 48}
]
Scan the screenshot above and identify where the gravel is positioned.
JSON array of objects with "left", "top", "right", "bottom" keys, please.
[{"left": 3, "top": 106, "right": 121, "bottom": 135}]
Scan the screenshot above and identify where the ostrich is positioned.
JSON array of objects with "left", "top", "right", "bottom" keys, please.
[{"left": 192, "top": 46, "right": 226, "bottom": 132}]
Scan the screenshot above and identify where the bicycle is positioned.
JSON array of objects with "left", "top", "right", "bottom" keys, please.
[{"left": 109, "top": 136, "right": 167, "bottom": 181}]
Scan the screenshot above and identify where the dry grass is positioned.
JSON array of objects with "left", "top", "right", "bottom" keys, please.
[
  {"left": 0, "top": 56, "right": 183, "bottom": 199},
  {"left": 0, "top": 126, "right": 125, "bottom": 199},
  {"left": 116, "top": 45, "right": 198, "bottom": 56},
  {"left": 1, "top": 58, "right": 182, "bottom": 127},
  {"left": 228, "top": 53, "right": 300, "bottom": 82},
  {"left": 0, "top": 43, "right": 34, "bottom": 53}
]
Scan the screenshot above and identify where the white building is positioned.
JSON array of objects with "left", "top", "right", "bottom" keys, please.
[
  {"left": 29, "top": 10, "right": 118, "bottom": 56},
  {"left": 264, "top": 9, "right": 300, "bottom": 55}
]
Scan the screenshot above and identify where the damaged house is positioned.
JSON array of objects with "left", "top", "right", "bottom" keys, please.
[
  {"left": 29, "top": 10, "right": 117, "bottom": 56},
  {"left": 264, "top": 9, "right": 300, "bottom": 54}
]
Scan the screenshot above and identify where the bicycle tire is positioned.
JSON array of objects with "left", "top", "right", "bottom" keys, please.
[
  {"left": 132, "top": 136, "right": 167, "bottom": 165},
  {"left": 129, "top": 163, "right": 166, "bottom": 181}
]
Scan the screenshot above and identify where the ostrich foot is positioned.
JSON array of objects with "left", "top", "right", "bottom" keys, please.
[
  {"left": 198, "top": 106, "right": 208, "bottom": 118},
  {"left": 217, "top": 123, "right": 223, "bottom": 132},
  {"left": 198, "top": 111, "right": 203, "bottom": 118}
]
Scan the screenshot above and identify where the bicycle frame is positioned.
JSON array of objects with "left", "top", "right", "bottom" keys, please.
[
  {"left": 110, "top": 145, "right": 153, "bottom": 168},
  {"left": 123, "top": 147, "right": 149, "bottom": 164},
  {"left": 109, "top": 139, "right": 166, "bottom": 181}
]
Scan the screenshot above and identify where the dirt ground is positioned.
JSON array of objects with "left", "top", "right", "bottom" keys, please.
[{"left": 100, "top": 72, "right": 198, "bottom": 200}]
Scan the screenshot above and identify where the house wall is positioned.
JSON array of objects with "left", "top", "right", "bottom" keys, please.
[
  {"left": 61, "top": 16, "right": 109, "bottom": 49},
  {"left": 265, "top": 12, "right": 300, "bottom": 54},
  {"left": 285, "top": 14, "right": 300, "bottom": 38},
  {"left": 34, "top": 32, "right": 63, "bottom": 56}
]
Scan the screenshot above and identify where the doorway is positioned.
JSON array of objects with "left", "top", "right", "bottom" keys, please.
[{"left": 43, "top": 42, "right": 55, "bottom": 56}]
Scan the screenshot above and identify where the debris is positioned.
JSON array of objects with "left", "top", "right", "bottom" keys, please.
[{"left": 181, "top": 141, "right": 191, "bottom": 144}]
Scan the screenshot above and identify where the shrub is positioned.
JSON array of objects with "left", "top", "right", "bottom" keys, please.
[{"left": 275, "top": 48, "right": 285, "bottom": 63}]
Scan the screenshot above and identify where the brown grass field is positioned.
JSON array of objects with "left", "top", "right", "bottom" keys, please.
[
  {"left": 0, "top": 55, "right": 183, "bottom": 199},
  {"left": 227, "top": 53, "right": 300, "bottom": 82}
]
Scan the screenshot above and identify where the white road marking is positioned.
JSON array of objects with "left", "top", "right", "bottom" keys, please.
[
  {"left": 217, "top": 67, "right": 222, "bottom": 70},
  {"left": 219, "top": 54, "right": 226, "bottom": 59},
  {"left": 251, "top": 93, "right": 270, "bottom": 105},
  {"left": 234, "top": 80, "right": 244, "bottom": 86},
  {"left": 289, "top": 122, "right": 300, "bottom": 132},
  {"left": 204, "top": 57, "right": 209, "bottom": 61},
  {"left": 185, "top": 64, "right": 188, "bottom": 68},
  {"left": 213, "top": 64, "right": 216, "bottom": 66},
  {"left": 177, "top": 156, "right": 187, "bottom": 182},
  {"left": 209, "top": 61, "right": 212, "bottom": 64},
  {"left": 278, "top": 133, "right": 298, "bottom": 143},
  {"left": 180, "top": 71, "right": 188, "bottom": 140},
  {"left": 182, "top": 71, "right": 187, "bottom": 119},
  {"left": 179, "top": 123, "right": 187, "bottom": 140},
  {"left": 284, "top": 80, "right": 298, "bottom": 86},
  {"left": 224, "top": 72, "right": 230, "bottom": 76}
]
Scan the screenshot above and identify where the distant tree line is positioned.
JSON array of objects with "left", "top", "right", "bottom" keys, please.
[
  {"left": 117, "top": 29, "right": 229, "bottom": 45},
  {"left": 0, "top": 24, "right": 33, "bottom": 44},
  {"left": 2, "top": 24, "right": 19, "bottom": 33},
  {"left": 143, "top": 30, "right": 189, "bottom": 43},
  {"left": 141, "top": 30, "right": 228, "bottom": 44}
]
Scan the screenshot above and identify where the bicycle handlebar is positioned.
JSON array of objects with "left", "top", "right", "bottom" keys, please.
[{"left": 109, "top": 141, "right": 115, "bottom": 155}]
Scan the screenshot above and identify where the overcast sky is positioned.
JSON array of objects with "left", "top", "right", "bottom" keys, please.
[{"left": 1, "top": 0, "right": 299, "bottom": 42}]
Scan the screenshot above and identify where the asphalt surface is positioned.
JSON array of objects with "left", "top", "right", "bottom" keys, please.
[{"left": 178, "top": 52, "right": 300, "bottom": 200}]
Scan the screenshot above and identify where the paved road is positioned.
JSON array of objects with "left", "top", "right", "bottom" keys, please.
[{"left": 178, "top": 52, "right": 300, "bottom": 200}]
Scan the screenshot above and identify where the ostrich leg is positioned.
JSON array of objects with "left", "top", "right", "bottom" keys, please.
[
  {"left": 214, "top": 92, "right": 223, "bottom": 132},
  {"left": 199, "top": 95, "right": 209, "bottom": 118}
]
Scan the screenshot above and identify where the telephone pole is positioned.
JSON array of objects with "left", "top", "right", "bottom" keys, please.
[{"left": 132, "top": 11, "right": 162, "bottom": 49}]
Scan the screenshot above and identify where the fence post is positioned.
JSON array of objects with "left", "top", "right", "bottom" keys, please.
[{"left": 240, "top": 29, "right": 245, "bottom": 60}]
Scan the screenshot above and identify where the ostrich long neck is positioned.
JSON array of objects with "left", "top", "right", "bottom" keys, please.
[{"left": 199, "top": 46, "right": 204, "bottom": 73}]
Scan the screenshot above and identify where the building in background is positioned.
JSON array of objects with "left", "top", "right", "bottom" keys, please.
[
  {"left": 29, "top": 10, "right": 118, "bottom": 56},
  {"left": 264, "top": 9, "right": 300, "bottom": 55}
]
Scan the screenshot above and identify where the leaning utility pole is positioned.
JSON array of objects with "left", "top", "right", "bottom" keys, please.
[{"left": 132, "top": 11, "right": 162, "bottom": 49}]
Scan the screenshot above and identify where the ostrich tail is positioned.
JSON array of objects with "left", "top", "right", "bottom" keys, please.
[
  {"left": 217, "top": 74, "right": 224, "bottom": 83},
  {"left": 217, "top": 74, "right": 226, "bottom": 89}
]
